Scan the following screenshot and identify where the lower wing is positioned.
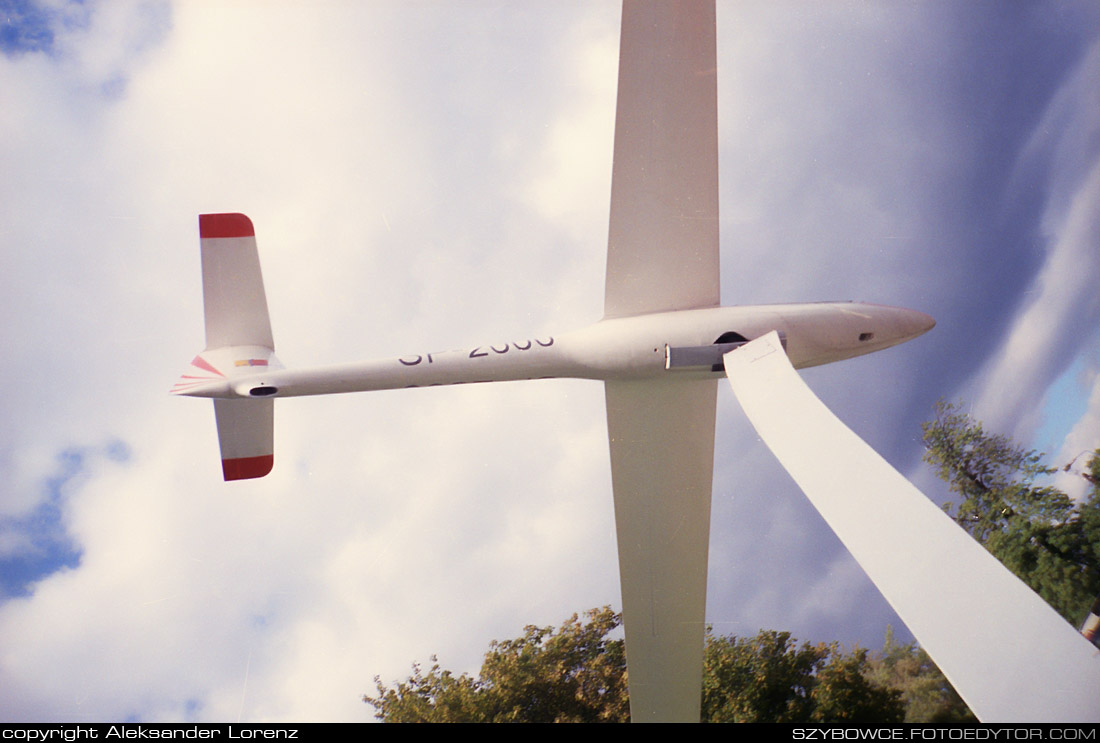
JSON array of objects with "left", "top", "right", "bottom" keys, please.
[
  {"left": 723, "top": 332, "right": 1100, "bottom": 723},
  {"left": 605, "top": 378, "right": 716, "bottom": 722}
]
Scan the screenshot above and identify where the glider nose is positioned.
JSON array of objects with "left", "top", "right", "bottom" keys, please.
[
  {"left": 864, "top": 305, "right": 935, "bottom": 351},
  {"left": 899, "top": 308, "right": 936, "bottom": 340}
]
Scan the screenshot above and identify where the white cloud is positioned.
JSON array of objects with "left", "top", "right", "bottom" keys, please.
[{"left": 972, "top": 40, "right": 1100, "bottom": 441}]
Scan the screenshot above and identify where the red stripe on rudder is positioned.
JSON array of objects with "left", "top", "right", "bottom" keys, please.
[
  {"left": 222, "top": 455, "right": 274, "bottom": 481},
  {"left": 200, "top": 213, "right": 255, "bottom": 238}
]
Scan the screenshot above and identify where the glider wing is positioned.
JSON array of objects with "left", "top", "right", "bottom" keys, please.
[
  {"left": 602, "top": 0, "right": 721, "bottom": 722},
  {"left": 605, "top": 378, "right": 717, "bottom": 722},
  {"left": 723, "top": 332, "right": 1100, "bottom": 723},
  {"left": 604, "top": 0, "right": 720, "bottom": 319}
]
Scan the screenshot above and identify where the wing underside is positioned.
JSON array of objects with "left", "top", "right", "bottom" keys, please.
[
  {"left": 604, "top": 0, "right": 721, "bottom": 722},
  {"left": 723, "top": 333, "right": 1100, "bottom": 723},
  {"left": 604, "top": 0, "right": 720, "bottom": 319},
  {"left": 605, "top": 378, "right": 717, "bottom": 722}
]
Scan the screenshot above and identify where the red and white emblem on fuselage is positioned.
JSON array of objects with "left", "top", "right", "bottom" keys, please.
[{"left": 170, "top": 354, "right": 226, "bottom": 395}]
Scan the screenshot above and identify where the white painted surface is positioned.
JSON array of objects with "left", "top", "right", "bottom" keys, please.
[
  {"left": 605, "top": 378, "right": 716, "bottom": 722},
  {"left": 724, "top": 332, "right": 1100, "bottom": 723},
  {"left": 604, "top": 0, "right": 720, "bottom": 319}
]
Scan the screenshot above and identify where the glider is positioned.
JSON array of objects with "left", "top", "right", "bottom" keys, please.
[{"left": 174, "top": 0, "right": 1099, "bottom": 723}]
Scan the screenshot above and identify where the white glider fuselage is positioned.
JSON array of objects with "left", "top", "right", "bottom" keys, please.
[{"left": 175, "top": 301, "right": 934, "bottom": 400}]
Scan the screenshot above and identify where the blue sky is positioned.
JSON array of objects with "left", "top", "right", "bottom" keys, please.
[
  {"left": 1, "top": 1, "right": 56, "bottom": 56},
  {"left": 1, "top": 0, "right": 1099, "bottom": 723}
]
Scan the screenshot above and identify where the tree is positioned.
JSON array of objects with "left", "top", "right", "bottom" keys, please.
[
  {"left": 702, "top": 631, "right": 904, "bottom": 723},
  {"left": 810, "top": 646, "right": 909, "bottom": 724},
  {"left": 365, "top": 608, "right": 628, "bottom": 723},
  {"left": 862, "top": 628, "right": 974, "bottom": 723},
  {"left": 367, "top": 609, "right": 930, "bottom": 723},
  {"left": 921, "top": 400, "right": 1100, "bottom": 625}
]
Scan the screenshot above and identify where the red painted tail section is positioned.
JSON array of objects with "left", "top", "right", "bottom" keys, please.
[{"left": 222, "top": 454, "right": 274, "bottom": 481}]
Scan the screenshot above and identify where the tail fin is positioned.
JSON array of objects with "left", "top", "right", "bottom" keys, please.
[{"left": 192, "top": 213, "right": 278, "bottom": 481}]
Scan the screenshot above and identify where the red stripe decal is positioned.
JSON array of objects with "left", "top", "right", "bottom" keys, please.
[
  {"left": 190, "top": 355, "right": 224, "bottom": 376},
  {"left": 222, "top": 455, "right": 274, "bottom": 481},
  {"left": 199, "top": 213, "right": 255, "bottom": 238}
]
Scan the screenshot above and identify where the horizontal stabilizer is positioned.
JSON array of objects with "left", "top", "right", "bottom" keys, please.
[
  {"left": 723, "top": 332, "right": 1100, "bottom": 723},
  {"left": 213, "top": 398, "right": 273, "bottom": 481},
  {"left": 200, "top": 213, "right": 275, "bottom": 350}
]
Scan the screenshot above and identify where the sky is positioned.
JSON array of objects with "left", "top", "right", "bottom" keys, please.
[{"left": 2, "top": 0, "right": 1099, "bottom": 724}]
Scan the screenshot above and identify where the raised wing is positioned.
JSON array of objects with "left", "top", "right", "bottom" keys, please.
[
  {"left": 724, "top": 332, "right": 1100, "bottom": 723},
  {"left": 603, "top": 0, "right": 721, "bottom": 722},
  {"left": 604, "top": 0, "right": 720, "bottom": 319}
]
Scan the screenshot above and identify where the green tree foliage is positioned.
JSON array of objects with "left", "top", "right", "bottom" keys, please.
[
  {"left": 702, "top": 630, "right": 903, "bottom": 723},
  {"left": 921, "top": 400, "right": 1100, "bottom": 625},
  {"left": 367, "top": 609, "right": 971, "bottom": 723},
  {"left": 364, "top": 608, "right": 628, "bottom": 723},
  {"left": 811, "top": 647, "right": 907, "bottom": 724},
  {"left": 862, "top": 628, "right": 974, "bottom": 723}
]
